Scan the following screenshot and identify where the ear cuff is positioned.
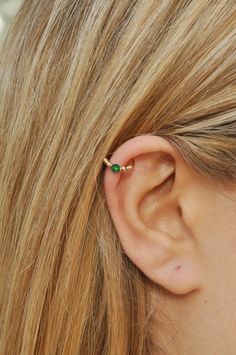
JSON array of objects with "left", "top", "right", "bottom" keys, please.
[{"left": 103, "top": 157, "right": 134, "bottom": 173}]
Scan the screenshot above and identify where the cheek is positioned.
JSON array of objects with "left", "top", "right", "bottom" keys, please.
[
  {"left": 198, "top": 190, "right": 236, "bottom": 247},
  {"left": 192, "top": 186, "right": 236, "bottom": 282},
  {"left": 181, "top": 180, "right": 236, "bottom": 276}
]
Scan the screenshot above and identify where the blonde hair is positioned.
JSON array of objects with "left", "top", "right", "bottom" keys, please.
[{"left": 0, "top": 1, "right": 235, "bottom": 354}]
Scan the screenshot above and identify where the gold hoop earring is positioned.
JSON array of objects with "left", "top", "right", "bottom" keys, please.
[{"left": 103, "top": 157, "right": 134, "bottom": 173}]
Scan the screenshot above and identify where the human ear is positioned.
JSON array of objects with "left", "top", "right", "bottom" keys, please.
[{"left": 103, "top": 135, "right": 203, "bottom": 295}]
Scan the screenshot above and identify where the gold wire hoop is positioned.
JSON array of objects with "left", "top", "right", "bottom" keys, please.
[{"left": 103, "top": 156, "right": 134, "bottom": 173}]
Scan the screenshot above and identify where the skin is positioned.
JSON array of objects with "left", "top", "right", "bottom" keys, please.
[{"left": 103, "top": 134, "right": 236, "bottom": 355}]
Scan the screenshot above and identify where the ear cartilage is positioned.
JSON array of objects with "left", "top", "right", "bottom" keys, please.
[{"left": 103, "top": 157, "right": 134, "bottom": 173}]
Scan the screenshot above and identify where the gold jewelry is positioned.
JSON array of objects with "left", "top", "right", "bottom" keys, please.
[{"left": 103, "top": 157, "right": 134, "bottom": 173}]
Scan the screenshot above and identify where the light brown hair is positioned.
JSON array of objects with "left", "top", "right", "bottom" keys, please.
[{"left": 0, "top": 1, "right": 235, "bottom": 354}]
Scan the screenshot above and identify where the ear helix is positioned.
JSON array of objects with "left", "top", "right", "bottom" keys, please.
[{"left": 103, "top": 156, "right": 135, "bottom": 173}]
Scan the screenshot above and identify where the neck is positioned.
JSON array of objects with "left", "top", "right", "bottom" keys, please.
[{"left": 150, "top": 286, "right": 236, "bottom": 355}]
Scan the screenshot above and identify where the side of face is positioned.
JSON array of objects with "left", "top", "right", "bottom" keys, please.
[{"left": 103, "top": 135, "right": 236, "bottom": 296}]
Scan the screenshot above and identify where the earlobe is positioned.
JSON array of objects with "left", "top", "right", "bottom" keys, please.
[{"left": 103, "top": 135, "right": 203, "bottom": 295}]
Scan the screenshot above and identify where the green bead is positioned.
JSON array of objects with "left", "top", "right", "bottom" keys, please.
[{"left": 111, "top": 164, "right": 121, "bottom": 173}]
